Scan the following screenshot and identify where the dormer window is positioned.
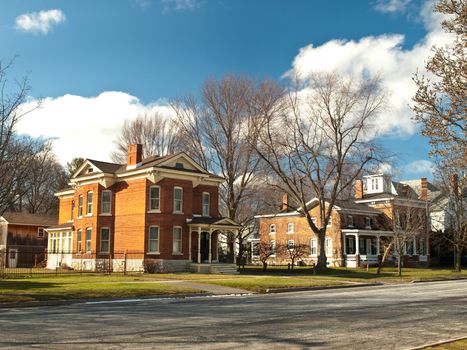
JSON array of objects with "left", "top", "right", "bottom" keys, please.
[
  {"left": 365, "top": 216, "right": 373, "bottom": 229},
  {"left": 347, "top": 215, "right": 354, "bottom": 228},
  {"left": 175, "top": 162, "right": 184, "bottom": 169}
]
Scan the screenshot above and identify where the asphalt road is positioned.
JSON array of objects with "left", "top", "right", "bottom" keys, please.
[{"left": 1, "top": 280, "right": 466, "bottom": 350}]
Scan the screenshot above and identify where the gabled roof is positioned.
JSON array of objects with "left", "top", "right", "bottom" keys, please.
[
  {"left": 187, "top": 216, "right": 241, "bottom": 227},
  {"left": 1, "top": 212, "right": 57, "bottom": 226}
]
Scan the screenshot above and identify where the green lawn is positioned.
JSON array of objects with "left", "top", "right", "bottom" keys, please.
[
  {"left": 423, "top": 338, "right": 467, "bottom": 349},
  {"left": 194, "top": 276, "right": 346, "bottom": 293},
  {"left": 0, "top": 276, "right": 202, "bottom": 304}
]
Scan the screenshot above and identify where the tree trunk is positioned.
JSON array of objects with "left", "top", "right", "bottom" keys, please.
[
  {"left": 455, "top": 244, "right": 462, "bottom": 272},
  {"left": 376, "top": 242, "right": 393, "bottom": 275},
  {"left": 397, "top": 255, "right": 402, "bottom": 277},
  {"left": 316, "top": 229, "right": 327, "bottom": 271},
  {"left": 262, "top": 261, "right": 267, "bottom": 272}
]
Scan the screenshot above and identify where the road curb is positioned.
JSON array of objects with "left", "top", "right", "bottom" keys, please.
[
  {"left": 265, "top": 282, "right": 384, "bottom": 293},
  {"left": 407, "top": 335, "right": 467, "bottom": 349},
  {"left": 411, "top": 276, "right": 467, "bottom": 283},
  {"left": 0, "top": 292, "right": 209, "bottom": 309}
]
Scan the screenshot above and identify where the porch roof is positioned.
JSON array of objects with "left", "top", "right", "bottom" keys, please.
[
  {"left": 186, "top": 216, "right": 241, "bottom": 230},
  {"left": 45, "top": 223, "right": 74, "bottom": 232},
  {"left": 342, "top": 229, "right": 393, "bottom": 237}
]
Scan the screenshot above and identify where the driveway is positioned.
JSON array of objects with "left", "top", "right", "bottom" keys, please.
[{"left": 0, "top": 279, "right": 466, "bottom": 349}]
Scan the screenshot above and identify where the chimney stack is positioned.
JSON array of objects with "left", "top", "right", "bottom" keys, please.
[
  {"left": 355, "top": 180, "right": 363, "bottom": 199},
  {"left": 281, "top": 193, "right": 289, "bottom": 211},
  {"left": 127, "top": 144, "right": 142, "bottom": 167},
  {"left": 450, "top": 174, "right": 459, "bottom": 197},
  {"left": 420, "top": 177, "right": 428, "bottom": 201}
]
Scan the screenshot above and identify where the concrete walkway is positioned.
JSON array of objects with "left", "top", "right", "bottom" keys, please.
[{"left": 162, "top": 280, "right": 251, "bottom": 294}]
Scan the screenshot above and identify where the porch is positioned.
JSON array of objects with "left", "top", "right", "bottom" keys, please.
[
  {"left": 343, "top": 229, "right": 393, "bottom": 268},
  {"left": 187, "top": 217, "right": 241, "bottom": 267}
]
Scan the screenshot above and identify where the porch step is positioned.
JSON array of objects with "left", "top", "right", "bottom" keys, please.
[{"left": 210, "top": 264, "right": 239, "bottom": 275}]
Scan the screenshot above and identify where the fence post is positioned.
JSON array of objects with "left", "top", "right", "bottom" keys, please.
[
  {"left": 108, "top": 253, "right": 111, "bottom": 275},
  {"left": 124, "top": 250, "right": 127, "bottom": 276}
]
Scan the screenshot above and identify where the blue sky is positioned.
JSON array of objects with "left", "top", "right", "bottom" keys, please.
[{"left": 2, "top": 0, "right": 450, "bottom": 180}]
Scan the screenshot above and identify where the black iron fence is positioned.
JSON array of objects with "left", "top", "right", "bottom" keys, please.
[{"left": 0, "top": 249, "right": 179, "bottom": 278}]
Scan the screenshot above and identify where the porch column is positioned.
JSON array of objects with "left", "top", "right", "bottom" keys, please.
[
  {"left": 376, "top": 235, "right": 380, "bottom": 255},
  {"left": 188, "top": 230, "right": 192, "bottom": 262},
  {"left": 355, "top": 234, "right": 360, "bottom": 255},
  {"left": 233, "top": 230, "right": 237, "bottom": 264},
  {"left": 208, "top": 229, "right": 213, "bottom": 263},
  {"left": 197, "top": 226, "right": 201, "bottom": 263}
]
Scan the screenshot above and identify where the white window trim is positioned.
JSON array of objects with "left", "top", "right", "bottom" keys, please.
[
  {"left": 287, "top": 239, "right": 294, "bottom": 249},
  {"left": 99, "top": 227, "right": 111, "bottom": 253},
  {"left": 100, "top": 190, "right": 112, "bottom": 215},
  {"left": 269, "top": 224, "right": 276, "bottom": 234},
  {"left": 327, "top": 216, "right": 333, "bottom": 228},
  {"left": 77, "top": 195, "right": 83, "bottom": 219},
  {"left": 148, "top": 185, "right": 161, "bottom": 213},
  {"left": 86, "top": 191, "right": 93, "bottom": 216},
  {"left": 202, "top": 192, "right": 210, "bottom": 217},
  {"left": 270, "top": 240, "right": 276, "bottom": 257},
  {"left": 85, "top": 228, "right": 92, "bottom": 253},
  {"left": 76, "top": 229, "right": 82, "bottom": 255},
  {"left": 173, "top": 186, "right": 183, "bottom": 214},
  {"left": 325, "top": 237, "right": 333, "bottom": 257},
  {"left": 287, "top": 222, "right": 294, "bottom": 234},
  {"left": 147, "top": 226, "right": 160, "bottom": 254},
  {"left": 172, "top": 226, "right": 183, "bottom": 255},
  {"left": 310, "top": 238, "right": 317, "bottom": 256}
]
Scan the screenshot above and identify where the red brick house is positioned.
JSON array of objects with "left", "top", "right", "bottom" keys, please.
[
  {"left": 46, "top": 144, "right": 240, "bottom": 272},
  {"left": 256, "top": 174, "right": 430, "bottom": 268},
  {"left": 0, "top": 212, "right": 57, "bottom": 268}
]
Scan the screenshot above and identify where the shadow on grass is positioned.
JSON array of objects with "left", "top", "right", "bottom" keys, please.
[
  {"left": 0, "top": 280, "right": 57, "bottom": 291},
  {"left": 239, "top": 267, "right": 395, "bottom": 279}
]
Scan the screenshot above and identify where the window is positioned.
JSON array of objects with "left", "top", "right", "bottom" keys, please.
[
  {"left": 406, "top": 240, "right": 414, "bottom": 255},
  {"left": 173, "top": 227, "right": 182, "bottom": 254},
  {"left": 100, "top": 228, "right": 110, "bottom": 253},
  {"left": 175, "top": 162, "right": 184, "bottom": 169},
  {"left": 345, "top": 236, "right": 355, "bottom": 255},
  {"left": 287, "top": 223, "right": 294, "bottom": 233},
  {"left": 71, "top": 200, "right": 75, "bottom": 220},
  {"left": 347, "top": 215, "right": 354, "bottom": 228},
  {"left": 418, "top": 238, "right": 426, "bottom": 255},
  {"left": 365, "top": 216, "right": 373, "bottom": 229},
  {"left": 327, "top": 216, "right": 333, "bottom": 227},
  {"left": 173, "top": 187, "right": 183, "bottom": 213},
  {"left": 149, "top": 186, "right": 160, "bottom": 211},
  {"left": 269, "top": 224, "right": 276, "bottom": 234},
  {"left": 77, "top": 229, "right": 82, "bottom": 253},
  {"left": 78, "top": 195, "right": 83, "bottom": 217},
  {"left": 86, "top": 191, "right": 93, "bottom": 215},
  {"left": 51, "top": 233, "right": 57, "bottom": 253},
  {"left": 270, "top": 240, "right": 276, "bottom": 255},
  {"left": 37, "top": 227, "right": 45, "bottom": 238},
  {"left": 325, "top": 238, "right": 332, "bottom": 256},
  {"left": 311, "top": 217, "right": 317, "bottom": 226},
  {"left": 287, "top": 240, "right": 294, "bottom": 249},
  {"left": 202, "top": 192, "right": 210, "bottom": 216},
  {"left": 85, "top": 228, "right": 92, "bottom": 253},
  {"left": 148, "top": 226, "right": 160, "bottom": 253},
  {"left": 310, "top": 239, "right": 317, "bottom": 255},
  {"left": 252, "top": 242, "right": 260, "bottom": 257},
  {"left": 101, "top": 190, "right": 112, "bottom": 214}
]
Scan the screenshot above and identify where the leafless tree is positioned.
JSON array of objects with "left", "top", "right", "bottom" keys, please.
[
  {"left": 412, "top": 0, "right": 466, "bottom": 168},
  {"left": 172, "top": 76, "right": 269, "bottom": 262},
  {"left": 111, "top": 111, "right": 182, "bottom": 163},
  {"left": 19, "top": 144, "right": 68, "bottom": 214},
  {"left": 252, "top": 72, "right": 386, "bottom": 270},
  {"left": 278, "top": 238, "right": 309, "bottom": 270},
  {"left": 392, "top": 206, "right": 428, "bottom": 276},
  {"left": 0, "top": 59, "right": 43, "bottom": 215},
  {"left": 432, "top": 162, "right": 466, "bottom": 272},
  {"left": 258, "top": 240, "right": 277, "bottom": 272}
]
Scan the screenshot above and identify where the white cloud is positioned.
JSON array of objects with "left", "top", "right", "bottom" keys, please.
[
  {"left": 374, "top": 0, "right": 412, "bottom": 14},
  {"left": 378, "top": 162, "right": 394, "bottom": 175},
  {"left": 285, "top": 0, "right": 454, "bottom": 139},
  {"left": 162, "top": 0, "right": 203, "bottom": 13},
  {"left": 404, "top": 159, "right": 434, "bottom": 174},
  {"left": 15, "top": 9, "right": 66, "bottom": 35},
  {"left": 16, "top": 92, "right": 175, "bottom": 164}
]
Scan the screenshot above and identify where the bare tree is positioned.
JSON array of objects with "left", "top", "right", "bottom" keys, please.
[
  {"left": 252, "top": 72, "right": 386, "bottom": 270},
  {"left": 172, "top": 76, "right": 268, "bottom": 262},
  {"left": 0, "top": 59, "right": 43, "bottom": 215},
  {"left": 392, "top": 206, "right": 428, "bottom": 276},
  {"left": 111, "top": 111, "right": 182, "bottom": 163},
  {"left": 258, "top": 240, "right": 277, "bottom": 272},
  {"left": 20, "top": 144, "right": 68, "bottom": 214},
  {"left": 412, "top": 0, "right": 466, "bottom": 168},
  {"left": 278, "top": 238, "right": 309, "bottom": 270}
]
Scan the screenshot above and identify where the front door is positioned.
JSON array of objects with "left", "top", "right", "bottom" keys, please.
[
  {"left": 8, "top": 249, "right": 18, "bottom": 268},
  {"left": 200, "top": 233, "right": 209, "bottom": 262}
]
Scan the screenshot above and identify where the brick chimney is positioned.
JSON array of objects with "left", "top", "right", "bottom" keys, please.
[
  {"left": 281, "top": 193, "right": 289, "bottom": 211},
  {"left": 420, "top": 177, "right": 428, "bottom": 201},
  {"left": 450, "top": 174, "right": 459, "bottom": 197},
  {"left": 355, "top": 180, "right": 363, "bottom": 199},
  {"left": 127, "top": 144, "right": 142, "bottom": 167}
]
